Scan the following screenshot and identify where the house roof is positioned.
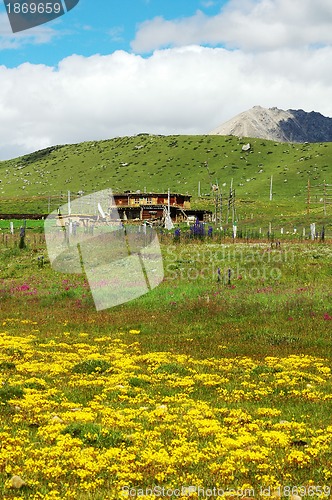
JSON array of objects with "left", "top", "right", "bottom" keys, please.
[{"left": 113, "top": 192, "right": 191, "bottom": 198}]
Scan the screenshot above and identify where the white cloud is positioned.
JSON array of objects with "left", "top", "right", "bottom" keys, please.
[
  {"left": 108, "top": 26, "right": 124, "bottom": 43},
  {"left": 0, "top": 13, "right": 57, "bottom": 49},
  {"left": 131, "top": 0, "right": 332, "bottom": 53},
  {"left": 201, "top": 1, "right": 217, "bottom": 7},
  {"left": 1, "top": 45, "right": 332, "bottom": 160}
]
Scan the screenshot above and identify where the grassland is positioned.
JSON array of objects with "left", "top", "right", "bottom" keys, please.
[
  {"left": 1, "top": 233, "right": 332, "bottom": 498},
  {"left": 0, "top": 134, "right": 331, "bottom": 228},
  {"left": 0, "top": 133, "right": 332, "bottom": 497}
]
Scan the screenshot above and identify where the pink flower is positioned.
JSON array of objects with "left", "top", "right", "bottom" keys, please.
[{"left": 19, "top": 284, "right": 30, "bottom": 291}]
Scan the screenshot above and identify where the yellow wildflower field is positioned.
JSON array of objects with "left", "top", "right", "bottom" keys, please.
[{"left": 0, "top": 318, "right": 332, "bottom": 499}]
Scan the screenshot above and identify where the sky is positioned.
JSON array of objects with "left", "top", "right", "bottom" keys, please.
[{"left": 1, "top": 0, "right": 332, "bottom": 160}]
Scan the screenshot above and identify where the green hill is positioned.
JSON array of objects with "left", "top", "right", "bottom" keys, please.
[{"left": 0, "top": 134, "right": 331, "bottom": 226}]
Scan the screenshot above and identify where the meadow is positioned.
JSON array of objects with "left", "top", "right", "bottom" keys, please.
[
  {"left": 0, "top": 227, "right": 332, "bottom": 499},
  {"left": 0, "top": 134, "right": 332, "bottom": 229}
]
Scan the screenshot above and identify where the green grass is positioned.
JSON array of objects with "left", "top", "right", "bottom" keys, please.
[
  {"left": 1, "top": 237, "right": 332, "bottom": 359},
  {"left": 0, "top": 134, "right": 331, "bottom": 227},
  {"left": 61, "top": 423, "right": 131, "bottom": 449},
  {"left": 72, "top": 359, "right": 112, "bottom": 375}
]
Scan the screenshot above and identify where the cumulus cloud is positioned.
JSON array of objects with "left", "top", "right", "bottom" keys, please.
[
  {"left": 131, "top": 0, "right": 332, "bottom": 53},
  {"left": 1, "top": 45, "right": 332, "bottom": 160}
]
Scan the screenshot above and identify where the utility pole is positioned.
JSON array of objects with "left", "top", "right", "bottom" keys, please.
[{"left": 270, "top": 175, "right": 273, "bottom": 201}]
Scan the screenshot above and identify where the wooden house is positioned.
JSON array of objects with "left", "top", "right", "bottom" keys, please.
[{"left": 112, "top": 192, "right": 193, "bottom": 222}]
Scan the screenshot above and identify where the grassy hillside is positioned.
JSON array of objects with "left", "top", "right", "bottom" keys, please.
[{"left": 0, "top": 134, "right": 331, "bottom": 225}]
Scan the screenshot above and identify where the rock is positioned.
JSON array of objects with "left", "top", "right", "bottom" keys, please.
[
  {"left": 242, "top": 143, "right": 251, "bottom": 151},
  {"left": 50, "top": 415, "right": 63, "bottom": 423},
  {"left": 10, "top": 475, "right": 26, "bottom": 489}
]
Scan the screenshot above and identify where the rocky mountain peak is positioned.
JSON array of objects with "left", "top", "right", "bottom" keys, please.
[{"left": 209, "top": 106, "right": 332, "bottom": 143}]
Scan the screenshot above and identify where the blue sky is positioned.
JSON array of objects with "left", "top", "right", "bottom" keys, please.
[
  {"left": 0, "top": 0, "right": 226, "bottom": 67},
  {"left": 1, "top": 0, "right": 332, "bottom": 160}
]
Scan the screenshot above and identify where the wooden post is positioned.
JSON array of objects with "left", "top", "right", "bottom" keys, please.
[
  {"left": 232, "top": 189, "right": 236, "bottom": 225},
  {"left": 68, "top": 191, "right": 71, "bottom": 216},
  {"left": 214, "top": 194, "right": 217, "bottom": 223},
  {"left": 19, "top": 225, "right": 26, "bottom": 249},
  {"left": 219, "top": 192, "right": 222, "bottom": 224}
]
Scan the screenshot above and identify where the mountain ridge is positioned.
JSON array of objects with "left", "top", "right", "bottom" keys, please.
[{"left": 209, "top": 106, "right": 332, "bottom": 143}]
